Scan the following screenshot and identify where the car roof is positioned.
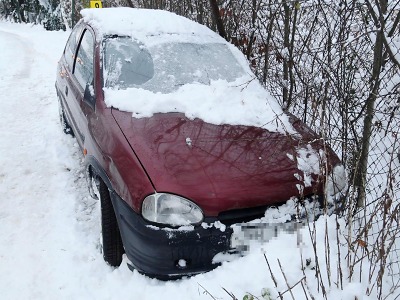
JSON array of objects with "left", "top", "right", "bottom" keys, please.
[{"left": 80, "top": 7, "right": 222, "bottom": 45}]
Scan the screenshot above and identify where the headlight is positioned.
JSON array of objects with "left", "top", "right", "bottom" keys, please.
[
  {"left": 325, "top": 164, "right": 347, "bottom": 198},
  {"left": 142, "top": 193, "right": 203, "bottom": 226}
]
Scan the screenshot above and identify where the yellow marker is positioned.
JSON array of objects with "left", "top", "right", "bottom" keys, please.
[{"left": 90, "top": 1, "right": 103, "bottom": 8}]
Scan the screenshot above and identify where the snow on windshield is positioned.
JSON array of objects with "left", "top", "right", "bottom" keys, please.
[
  {"left": 103, "top": 43, "right": 296, "bottom": 134},
  {"left": 104, "top": 38, "right": 246, "bottom": 93},
  {"left": 85, "top": 7, "right": 296, "bottom": 134}
]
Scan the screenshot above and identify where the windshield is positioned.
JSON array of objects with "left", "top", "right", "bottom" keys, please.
[{"left": 103, "top": 37, "right": 247, "bottom": 93}]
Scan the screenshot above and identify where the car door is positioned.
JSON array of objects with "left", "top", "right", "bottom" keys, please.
[
  {"left": 58, "top": 23, "right": 83, "bottom": 138},
  {"left": 67, "top": 27, "right": 95, "bottom": 148}
]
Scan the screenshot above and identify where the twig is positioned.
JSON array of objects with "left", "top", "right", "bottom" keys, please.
[
  {"left": 277, "top": 259, "right": 295, "bottom": 300},
  {"left": 264, "top": 253, "right": 283, "bottom": 300},
  {"left": 324, "top": 216, "right": 331, "bottom": 287},
  {"left": 279, "top": 276, "right": 306, "bottom": 297},
  {"left": 222, "top": 287, "right": 238, "bottom": 300},
  {"left": 300, "top": 280, "right": 312, "bottom": 300},
  {"left": 336, "top": 215, "right": 343, "bottom": 290},
  {"left": 198, "top": 283, "right": 218, "bottom": 300}
]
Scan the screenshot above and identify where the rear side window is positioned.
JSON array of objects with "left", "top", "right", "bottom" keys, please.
[
  {"left": 74, "top": 29, "right": 94, "bottom": 90},
  {"left": 64, "top": 24, "right": 83, "bottom": 72}
]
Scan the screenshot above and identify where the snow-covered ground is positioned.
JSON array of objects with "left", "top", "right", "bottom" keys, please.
[{"left": 0, "top": 21, "right": 394, "bottom": 300}]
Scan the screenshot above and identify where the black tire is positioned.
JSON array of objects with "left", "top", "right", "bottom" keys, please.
[
  {"left": 98, "top": 179, "right": 124, "bottom": 267},
  {"left": 58, "top": 97, "right": 74, "bottom": 136}
]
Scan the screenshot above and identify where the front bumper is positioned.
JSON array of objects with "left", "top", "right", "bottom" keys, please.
[
  {"left": 111, "top": 192, "right": 233, "bottom": 279},
  {"left": 110, "top": 192, "right": 342, "bottom": 279}
]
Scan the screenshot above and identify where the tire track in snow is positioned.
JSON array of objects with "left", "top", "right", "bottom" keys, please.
[
  {"left": 0, "top": 30, "right": 32, "bottom": 80},
  {"left": 0, "top": 25, "right": 110, "bottom": 299}
]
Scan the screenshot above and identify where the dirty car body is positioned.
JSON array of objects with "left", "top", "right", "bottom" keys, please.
[{"left": 55, "top": 8, "right": 346, "bottom": 278}]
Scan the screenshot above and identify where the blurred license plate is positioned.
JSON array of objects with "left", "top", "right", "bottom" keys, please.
[{"left": 230, "top": 222, "right": 304, "bottom": 252}]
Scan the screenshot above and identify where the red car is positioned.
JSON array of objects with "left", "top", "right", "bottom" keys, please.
[{"left": 56, "top": 7, "right": 346, "bottom": 278}]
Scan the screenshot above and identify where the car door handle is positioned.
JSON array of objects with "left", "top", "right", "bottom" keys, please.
[{"left": 65, "top": 86, "right": 68, "bottom": 96}]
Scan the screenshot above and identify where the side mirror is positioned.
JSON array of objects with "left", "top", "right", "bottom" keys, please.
[{"left": 84, "top": 83, "right": 95, "bottom": 108}]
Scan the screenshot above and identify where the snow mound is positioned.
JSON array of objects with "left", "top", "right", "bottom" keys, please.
[{"left": 104, "top": 77, "right": 295, "bottom": 133}]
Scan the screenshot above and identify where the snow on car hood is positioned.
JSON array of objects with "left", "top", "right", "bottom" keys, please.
[{"left": 104, "top": 77, "right": 296, "bottom": 135}]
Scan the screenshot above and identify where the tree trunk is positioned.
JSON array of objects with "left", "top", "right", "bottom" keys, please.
[
  {"left": 355, "top": 0, "right": 387, "bottom": 207},
  {"left": 282, "top": 1, "right": 290, "bottom": 107},
  {"left": 126, "top": 0, "right": 135, "bottom": 8},
  {"left": 209, "top": 0, "right": 227, "bottom": 39}
]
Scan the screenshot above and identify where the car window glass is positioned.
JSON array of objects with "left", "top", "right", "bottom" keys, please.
[
  {"left": 150, "top": 43, "right": 245, "bottom": 92},
  {"left": 64, "top": 24, "right": 83, "bottom": 72},
  {"left": 74, "top": 29, "right": 94, "bottom": 91},
  {"left": 103, "top": 38, "right": 246, "bottom": 93},
  {"left": 104, "top": 38, "right": 154, "bottom": 89}
]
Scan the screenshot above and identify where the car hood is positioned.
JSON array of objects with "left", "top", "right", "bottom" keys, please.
[{"left": 111, "top": 109, "right": 340, "bottom": 216}]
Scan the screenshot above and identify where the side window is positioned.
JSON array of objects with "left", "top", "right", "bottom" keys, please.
[
  {"left": 64, "top": 24, "right": 83, "bottom": 72},
  {"left": 74, "top": 29, "right": 94, "bottom": 91}
]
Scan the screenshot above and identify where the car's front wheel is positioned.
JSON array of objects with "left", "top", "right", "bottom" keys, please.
[{"left": 98, "top": 179, "right": 124, "bottom": 267}]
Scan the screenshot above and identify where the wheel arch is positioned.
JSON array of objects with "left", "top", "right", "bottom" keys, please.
[{"left": 85, "top": 155, "right": 113, "bottom": 194}]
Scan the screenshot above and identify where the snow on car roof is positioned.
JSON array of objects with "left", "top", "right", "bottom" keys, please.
[{"left": 81, "top": 7, "right": 220, "bottom": 43}]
